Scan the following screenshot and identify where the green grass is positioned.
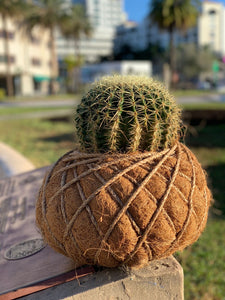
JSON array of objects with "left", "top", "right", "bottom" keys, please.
[
  {"left": 0, "top": 106, "right": 73, "bottom": 116},
  {"left": 173, "top": 89, "right": 216, "bottom": 97},
  {"left": 178, "top": 123, "right": 225, "bottom": 300},
  {"left": 181, "top": 102, "right": 225, "bottom": 110},
  {"left": 0, "top": 118, "right": 76, "bottom": 167},
  {"left": 0, "top": 113, "right": 224, "bottom": 299},
  {"left": 1, "top": 93, "right": 80, "bottom": 102},
  {"left": 175, "top": 218, "right": 225, "bottom": 300}
]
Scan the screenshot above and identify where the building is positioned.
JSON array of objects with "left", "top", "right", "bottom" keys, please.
[
  {"left": 198, "top": 1, "right": 225, "bottom": 55},
  {"left": 0, "top": 18, "right": 52, "bottom": 96},
  {"left": 81, "top": 60, "right": 152, "bottom": 83},
  {"left": 115, "top": 1, "right": 225, "bottom": 58},
  {"left": 114, "top": 21, "right": 148, "bottom": 54},
  {"left": 114, "top": 15, "right": 198, "bottom": 57},
  {"left": 56, "top": 0, "right": 126, "bottom": 63}
]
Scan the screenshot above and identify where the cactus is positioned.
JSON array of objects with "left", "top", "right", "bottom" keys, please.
[{"left": 75, "top": 75, "right": 182, "bottom": 153}]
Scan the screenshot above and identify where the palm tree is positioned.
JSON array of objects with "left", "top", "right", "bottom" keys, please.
[
  {"left": 0, "top": 0, "right": 27, "bottom": 96},
  {"left": 60, "top": 4, "right": 92, "bottom": 92},
  {"left": 150, "top": 0, "right": 199, "bottom": 86},
  {"left": 64, "top": 54, "right": 84, "bottom": 93},
  {"left": 22, "top": 0, "right": 66, "bottom": 94}
]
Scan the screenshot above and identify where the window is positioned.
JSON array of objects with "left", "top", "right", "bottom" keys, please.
[
  {"left": 209, "top": 9, "right": 216, "bottom": 15},
  {"left": 33, "top": 78, "right": 41, "bottom": 91},
  {"left": 0, "top": 30, "right": 15, "bottom": 39},
  {"left": 0, "top": 55, "right": 15, "bottom": 63},
  {"left": 30, "top": 36, "right": 40, "bottom": 45},
  {"left": 31, "top": 58, "right": 41, "bottom": 66},
  {"left": 47, "top": 40, "right": 51, "bottom": 48}
]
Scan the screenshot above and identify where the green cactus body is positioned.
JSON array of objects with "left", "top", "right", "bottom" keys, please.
[{"left": 75, "top": 75, "right": 182, "bottom": 153}]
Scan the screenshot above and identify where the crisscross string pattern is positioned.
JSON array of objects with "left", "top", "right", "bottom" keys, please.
[{"left": 36, "top": 143, "right": 211, "bottom": 268}]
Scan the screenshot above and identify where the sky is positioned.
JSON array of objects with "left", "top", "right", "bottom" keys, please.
[
  {"left": 124, "top": 0, "right": 225, "bottom": 23},
  {"left": 125, "top": 0, "right": 150, "bottom": 23}
]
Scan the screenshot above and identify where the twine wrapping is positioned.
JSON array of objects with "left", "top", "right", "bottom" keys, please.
[{"left": 36, "top": 142, "right": 212, "bottom": 268}]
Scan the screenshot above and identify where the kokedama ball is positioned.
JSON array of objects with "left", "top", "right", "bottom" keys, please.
[
  {"left": 36, "top": 75, "right": 211, "bottom": 268},
  {"left": 36, "top": 142, "right": 211, "bottom": 268}
]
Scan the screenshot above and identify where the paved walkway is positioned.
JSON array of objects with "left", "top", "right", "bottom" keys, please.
[
  {"left": 0, "top": 163, "right": 6, "bottom": 178},
  {"left": 1, "top": 94, "right": 225, "bottom": 107},
  {"left": 0, "top": 142, "right": 35, "bottom": 179}
]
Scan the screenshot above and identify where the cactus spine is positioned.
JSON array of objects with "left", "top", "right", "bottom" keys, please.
[{"left": 75, "top": 75, "right": 182, "bottom": 153}]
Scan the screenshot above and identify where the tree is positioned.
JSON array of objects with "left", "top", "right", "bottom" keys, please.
[
  {"left": 63, "top": 54, "right": 84, "bottom": 93},
  {"left": 176, "top": 43, "right": 216, "bottom": 83},
  {"left": 0, "top": 0, "right": 27, "bottom": 96},
  {"left": 60, "top": 4, "right": 92, "bottom": 92},
  {"left": 61, "top": 4, "right": 92, "bottom": 56},
  {"left": 150, "top": 0, "right": 199, "bottom": 86},
  {"left": 22, "top": 0, "right": 66, "bottom": 94}
]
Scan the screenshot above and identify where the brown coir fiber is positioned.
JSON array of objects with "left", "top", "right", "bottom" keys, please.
[{"left": 36, "top": 142, "right": 212, "bottom": 268}]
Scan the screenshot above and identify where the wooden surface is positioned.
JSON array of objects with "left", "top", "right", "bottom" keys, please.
[{"left": 0, "top": 167, "right": 77, "bottom": 296}]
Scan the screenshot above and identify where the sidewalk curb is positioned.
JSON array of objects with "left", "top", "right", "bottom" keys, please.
[{"left": 0, "top": 142, "right": 35, "bottom": 178}]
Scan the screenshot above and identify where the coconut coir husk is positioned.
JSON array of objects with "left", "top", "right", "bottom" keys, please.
[{"left": 36, "top": 142, "right": 212, "bottom": 268}]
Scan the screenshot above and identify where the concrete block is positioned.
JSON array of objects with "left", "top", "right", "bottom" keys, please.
[
  {"left": 21, "top": 256, "right": 183, "bottom": 300},
  {"left": 0, "top": 142, "right": 34, "bottom": 177}
]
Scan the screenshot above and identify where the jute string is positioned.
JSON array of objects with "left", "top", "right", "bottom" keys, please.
[
  {"left": 41, "top": 143, "right": 209, "bottom": 265},
  {"left": 62, "top": 148, "right": 174, "bottom": 240},
  {"left": 94, "top": 144, "right": 178, "bottom": 264},
  {"left": 87, "top": 163, "right": 153, "bottom": 261}
]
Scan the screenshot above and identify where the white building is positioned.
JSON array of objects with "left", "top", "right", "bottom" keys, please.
[
  {"left": 198, "top": 1, "right": 225, "bottom": 55},
  {"left": 81, "top": 60, "right": 152, "bottom": 83},
  {"left": 0, "top": 18, "right": 51, "bottom": 96},
  {"left": 56, "top": 0, "right": 126, "bottom": 62}
]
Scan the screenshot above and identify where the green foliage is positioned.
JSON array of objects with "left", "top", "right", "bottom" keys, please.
[
  {"left": 150, "top": 0, "right": 200, "bottom": 31},
  {"left": 21, "top": 0, "right": 69, "bottom": 93},
  {"left": 22, "top": 0, "right": 66, "bottom": 31},
  {"left": 0, "top": 0, "right": 28, "bottom": 18},
  {"left": 150, "top": 0, "right": 200, "bottom": 81},
  {"left": 60, "top": 4, "right": 91, "bottom": 93},
  {"left": 176, "top": 44, "right": 216, "bottom": 81},
  {"left": 0, "top": 88, "right": 6, "bottom": 100},
  {"left": 75, "top": 75, "right": 182, "bottom": 153},
  {"left": 63, "top": 55, "right": 85, "bottom": 93},
  {"left": 60, "top": 4, "right": 92, "bottom": 43},
  {"left": 64, "top": 55, "right": 84, "bottom": 70}
]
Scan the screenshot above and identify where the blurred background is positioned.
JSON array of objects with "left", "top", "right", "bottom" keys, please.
[{"left": 0, "top": 1, "right": 225, "bottom": 299}]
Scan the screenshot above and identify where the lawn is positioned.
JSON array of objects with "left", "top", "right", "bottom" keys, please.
[
  {"left": 175, "top": 123, "right": 225, "bottom": 300},
  {"left": 0, "top": 113, "right": 224, "bottom": 299},
  {"left": 1, "top": 93, "right": 79, "bottom": 102},
  {"left": 173, "top": 89, "right": 217, "bottom": 97},
  {"left": 0, "top": 106, "right": 73, "bottom": 117},
  {"left": 181, "top": 102, "right": 225, "bottom": 110},
  {"left": 0, "top": 118, "right": 76, "bottom": 167}
]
